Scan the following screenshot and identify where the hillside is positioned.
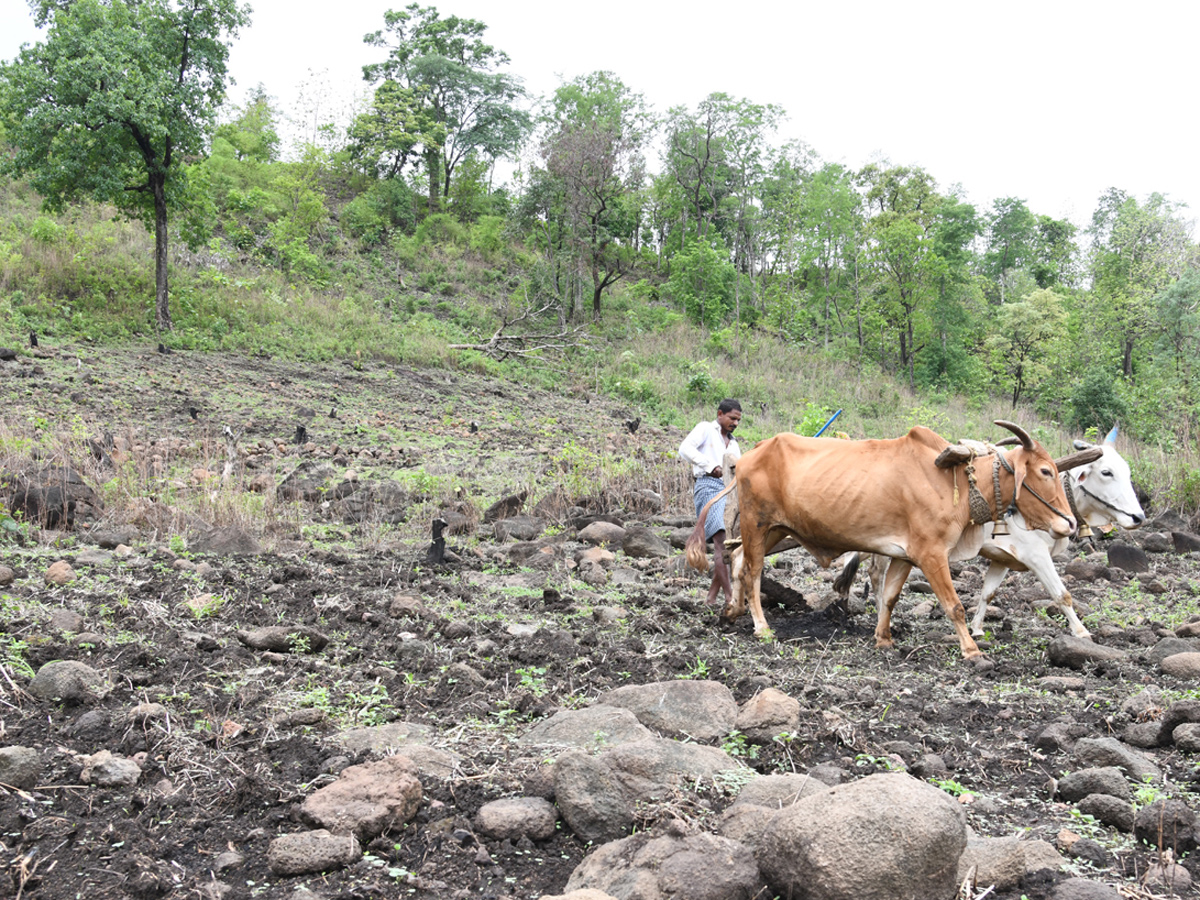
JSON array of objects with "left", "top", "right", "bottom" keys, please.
[{"left": 4, "top": 341, "right": 1200, "bottom": 899}]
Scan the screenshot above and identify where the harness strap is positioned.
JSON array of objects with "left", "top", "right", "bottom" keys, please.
[{"left": 1064, "top": 478, "right": 1091, "bottom": 538}]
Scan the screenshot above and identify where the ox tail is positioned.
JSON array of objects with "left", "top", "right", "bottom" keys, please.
[
  {"left": 832, "top": 552, "right": 861, "bottom": 598},
  {"left": 684, "top": 480, "right": 738, "bottom": 572}
]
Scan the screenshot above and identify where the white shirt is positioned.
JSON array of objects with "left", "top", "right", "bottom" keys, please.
[{"left": 679, "top": 420, "right": 740, "bottom": 478}]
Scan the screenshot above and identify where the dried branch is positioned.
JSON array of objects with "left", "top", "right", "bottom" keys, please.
[{"left": 448, "top": 301, "right": 589, "bottom": 360}]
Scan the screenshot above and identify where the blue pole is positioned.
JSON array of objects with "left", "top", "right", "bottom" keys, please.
[{"left": 812, "top": 409, "right": 843, "bottom": 438}]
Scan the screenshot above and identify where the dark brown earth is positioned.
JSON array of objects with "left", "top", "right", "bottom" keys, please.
[{"left": 3, "top": 342, "right": 1200, "bottom": 900}]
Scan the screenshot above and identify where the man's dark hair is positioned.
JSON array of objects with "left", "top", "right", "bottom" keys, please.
[{"left": 718, "top": 398, "right": 742, "bottom": 414}]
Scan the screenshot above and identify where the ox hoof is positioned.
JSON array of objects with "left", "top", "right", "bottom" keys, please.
[
  {"left": 874, "top": 638, "right": 895, "bottom": 652},
  {"left": 753, "top": 628, "right": 775, "bottom": 642},
  {"left": 964, "top": 654, "right": 994, "bottom": 670}
]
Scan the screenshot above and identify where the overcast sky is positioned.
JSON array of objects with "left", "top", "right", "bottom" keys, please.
[{"left": 4, "top": 0, "right": 1197, "bottom": 232}]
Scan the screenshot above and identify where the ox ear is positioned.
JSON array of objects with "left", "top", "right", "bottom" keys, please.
[
  {"left": 1055, "top": 447, "right": 1103, "bottom": 472},
  {"left": 1072, "top": 439, "right": 1092, "bottom": 451},
  {"left": 1105, "top": 425, "right": 1119, "bottom": 445},
  {"left": 934, "top": 444, "right": 973, "bottom": 469},
  {"left": 994, "top": 420, "right": 1034, "bottom": 449}
]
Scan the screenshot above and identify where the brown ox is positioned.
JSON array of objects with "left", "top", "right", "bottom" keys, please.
[{"left": 686, "top": 421, "right": 1095, "bottom": 659}]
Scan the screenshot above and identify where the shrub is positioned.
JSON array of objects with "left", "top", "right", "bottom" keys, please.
[
  {"left": 1069, "top": 368, "right": 1129, "bottom": 435},
  {"left": 416, "top": 213, "right": 466, "bottom": 247}
]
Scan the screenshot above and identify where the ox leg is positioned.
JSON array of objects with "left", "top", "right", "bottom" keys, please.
[
  {"left": 971, "top": 561, "right": 1010, "bottom": 637},
  {"left": 1018, "top": 547, "right": 1093, "bottom": 639},
  {"left": 919, "top": 559, "right": 982, "bottom": 658},
  {"left": 874, "top": 560, "right": 912, "bottom": 650},
  {"left": 723, "top": 546, "right": 746, "bottom": 620},
  {"left": 731, "top": 535, "right": 772, "bottom": 640},
  {"left": 868, "top": 554, "right": 889, "bottom": 601}
]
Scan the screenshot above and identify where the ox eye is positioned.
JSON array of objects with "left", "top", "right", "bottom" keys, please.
[{"left": 1101, "top": 469, "right": 1113, "bottom": 477}]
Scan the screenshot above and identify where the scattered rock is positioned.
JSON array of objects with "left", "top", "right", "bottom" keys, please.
[
  {"left": 565, "top": 830, "right": 765, "bottom": 900},
  {"left": 1057, "top": 767, "right": 1130, "bottom": 802},
  {"left": 267, "top": 829, "right": 362, "bottom": 876},
  {"left": 957, "top": 835, "right": 1025, "bottom": 893},
  {"left": 45, "top": 560, "right": 76, "bottom": 585},
  {"left": 520, "top": 704, "right": 654, "bottom": 750},
  {"left": 237, "top": 625, "right": 329, "bottom": 653},
  {"left": 1107, "top": 542, "right": 1150, "bottom": 573},
  {"left": 299, "top": 755, "right": 422, "bottom": 842},
  {"left": 0, "top": 746, "right": 43, "bottom": 789},
  {"left": 1076, "top": 793, "right": 1134, "bottom": 831},
  {"left": 1071, "top": 737, "right": 1160, "bottom": 781},
  {"left": 80, "top": 749, "right": 141, "bottom": 787},
  {"left": 27, "top": 660, "right": 106, "bottom": 703},
  {"left": 735, "top": 688, "right": 801, "bottom": 741},
  {"left": 756, "top": 772, "right": 967, "bottom": 900},
  {"left": 474, "top": 797, "right": 558, "bottom": 841},
  {"left": 1160, "top": 651, "right": 1200, "bottom": 678},
  {"left": 600, "top": 680, "right": 737, "bottom": 741},
  {"left": 1134, "top": 799, "right": 1197, "bottom": 853},
  {"left": 578, "top": 521, "right": 626, "bottom": 545},
  {"left": 1047, "top": 636, "right": 1127, "bottom": 669}
]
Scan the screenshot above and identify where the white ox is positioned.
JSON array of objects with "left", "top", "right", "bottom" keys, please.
[{"left": 835, "top": 427, "right": 1145, "bottom": 638}]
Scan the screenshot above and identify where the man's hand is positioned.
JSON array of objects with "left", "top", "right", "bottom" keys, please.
[{"left": 710, "top": 465, "right": 722, "bottom": 479}]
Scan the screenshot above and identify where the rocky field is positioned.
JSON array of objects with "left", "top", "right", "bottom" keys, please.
[{"left": 4, "top": 342, "right": 1200, "bottom": 900}]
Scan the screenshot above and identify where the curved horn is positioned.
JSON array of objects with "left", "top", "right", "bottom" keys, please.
[
  {"left": 1055, "top": 447, "right": 1103, "bottom": 471},
  {"left": 994, "top": 436, "right": 1020, "bottom": 448},
  {"left": 935, "top": 444, "right": 974, "bottom": 469},
  {"left": 994, "top": 420, "right": 1033, "bottom": 449}
]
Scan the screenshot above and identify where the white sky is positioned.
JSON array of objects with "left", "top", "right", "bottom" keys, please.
[{"left": 4, "top": 0, "right": 1198, "bottom": 232}]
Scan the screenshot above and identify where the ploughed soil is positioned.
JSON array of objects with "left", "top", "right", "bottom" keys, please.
[{"left": 3, "top": 340, "right": 1200, "bottom": 900}]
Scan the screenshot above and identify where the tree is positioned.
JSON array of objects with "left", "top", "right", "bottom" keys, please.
[
  {"left": 985, "top": 288, "right": 1068, "bottom": 407},
  {"left": 1088, "top": 188, "right": 1194, "bottom": 377},
  {"left": 983, "top": 197, "right": 1036, "bottom": 304},
  {"left": 215, "top": 85, "right": 279, "bottom": 163},
  {"left": 542, "top": 71, "right": 650, "bottom": 320},
  {"left": 362, "top": 4, "right": 530, "bottom": 212},
  {"left": 0, "top": 0, "right": 250, "bottom": 331}
]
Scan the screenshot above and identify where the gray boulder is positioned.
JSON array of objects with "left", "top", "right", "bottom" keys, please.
[
  {"left": 28, "top": 660, "right": 106, "bottom": 703},
  {"left": 600, "top": 680, "right": 737, "bottom": 741},
  {"left": 1071, "top": 737, "right": 1160, "bottom": 781},
  {"left": 1057, "top": 767, "right": 1130, "bottom": 802},
  {"left": 565, "top": 830, "right": 765, "bottom": 900},
  {"left": 756, "top": 773, "right": 967, "bottom": 900}
]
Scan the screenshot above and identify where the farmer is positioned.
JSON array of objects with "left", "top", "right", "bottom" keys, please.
[{"left": 678, "top": 398, "right": 742, "bottom": 608}]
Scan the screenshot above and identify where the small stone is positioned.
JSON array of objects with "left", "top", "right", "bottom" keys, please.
[{"left": 45, "top": 560, "right": 75, "bottom": 585}]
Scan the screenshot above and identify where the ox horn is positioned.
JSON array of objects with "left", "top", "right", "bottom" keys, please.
[
  {"left": 1054, "top": 446, "right": 1103, "bottom": 471},
  {"left": 934, "top": 443, "right": 974, "bottom": 469},
  {"left": 994, "top": 420, "right": 1034, "bottom": 449},
  {"left": 994, "top": 436, "right": 1020, "bottom": 448},
  {"left": 1105, "top": 424, "right": 1119, "bottom": 444}
]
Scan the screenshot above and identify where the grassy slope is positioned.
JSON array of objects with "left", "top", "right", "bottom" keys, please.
[{"left": 0, "top": 186, "right": 1194, "bottom": 520}]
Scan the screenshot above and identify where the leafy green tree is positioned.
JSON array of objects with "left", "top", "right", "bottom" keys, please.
[
  {"left": 1030, "top": 214, "right": 1078, "bottom": 288},
  {"left": 0, "top": 0, "right": 250, "bottom": 331},
  {"left": 1088, "top": 188, "right": 1194, "bottom": 376},
  {"left": 362, "top": 4, "right": 530, "bottom": 212},
  {"left": 665, "top": 239, "right": 735, "bottom": 328},
  {"left": 985, "top": 288, "right": 1068, "bottom": 407},
  {"left": 983, "top": 197, "right": 1036, "bottom": 304},
  {"left": 215, "top": 85, "right": 280, "bottom": 163},
  {"left": 796, "top": 163, "right": 861, "bottom": 347}
]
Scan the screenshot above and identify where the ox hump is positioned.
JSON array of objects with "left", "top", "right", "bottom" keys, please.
[{"left": 906, "top": 425, "right": 951, "bottom": 452}]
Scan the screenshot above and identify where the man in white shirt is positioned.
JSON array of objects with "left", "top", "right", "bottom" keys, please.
[{"left": 678, "top": 399, "right": 742, "bottom": 608}]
